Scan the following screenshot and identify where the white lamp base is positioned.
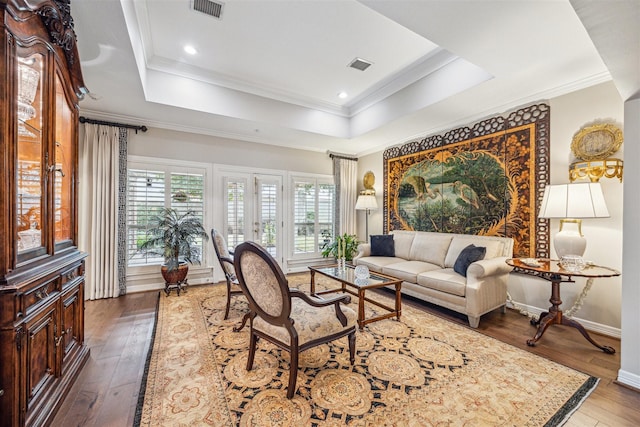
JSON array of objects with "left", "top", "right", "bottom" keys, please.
[{"left": 553, "top": 219, "right": 586, "bottom": 258}]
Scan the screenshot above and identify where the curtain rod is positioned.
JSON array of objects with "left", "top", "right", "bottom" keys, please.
[
  {"left": 327, "top": 151, "right": 358, "bottom": 161},
  {"left": 79, "top": 116, "right": 148, "bottom": 134}
]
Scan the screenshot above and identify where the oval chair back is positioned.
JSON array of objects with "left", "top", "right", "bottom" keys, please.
[
  {"left": 211, "top": 229, "right": 247, "bottom": 328},
  {"left": 233, "top": 241, "right": 292, "bottom": 325}
]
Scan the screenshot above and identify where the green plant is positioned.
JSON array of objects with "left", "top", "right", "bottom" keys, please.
[
  {"left": 321, "top": 233, "right": 360, "bottom": 261},
  {"left": 138, "top": 208, "right": 209, "bottom": 271}
]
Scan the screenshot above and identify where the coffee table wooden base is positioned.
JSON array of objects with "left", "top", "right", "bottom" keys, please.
[
  {"left": 309, "top": 267, "right": 402, "bottom": 330},
  {"left": 313, "top": 284, "right": 402, "bottom": 330}
]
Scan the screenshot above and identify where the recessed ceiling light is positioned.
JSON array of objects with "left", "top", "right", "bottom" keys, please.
[
  {"left": 184, "top": 45, "right": 198, "bottom": 55},
  {"left": 338, "top": 92, "right": 348, "bottom": 99}
]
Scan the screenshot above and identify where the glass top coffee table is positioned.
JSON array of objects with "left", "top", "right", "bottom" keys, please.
[{"left": 308, "top": 264, "right": 402, "bottom": 330}]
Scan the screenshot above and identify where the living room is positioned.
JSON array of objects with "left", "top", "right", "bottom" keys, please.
[{"left": 1, "top": 1, "right": 639, "bottom": 426}]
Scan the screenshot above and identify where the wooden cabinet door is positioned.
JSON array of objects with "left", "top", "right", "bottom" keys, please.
[
  {"left": 60, "top": 281, "right": 83, "bottom": 369},
  {"left": 24, "top": 303, "right": 58, "bottom": 411}
]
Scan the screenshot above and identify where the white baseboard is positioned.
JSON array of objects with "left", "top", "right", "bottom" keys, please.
[
  {"left": 506, "top": 301, "right": 621, "bottom": 339},
  {"left": 617, "top": 369, "right": 640, "bottom": 390}
]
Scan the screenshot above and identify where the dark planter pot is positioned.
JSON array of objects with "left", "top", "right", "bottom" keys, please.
[{"left": 161, "top": 262, "right": 189, "bottom": 285}]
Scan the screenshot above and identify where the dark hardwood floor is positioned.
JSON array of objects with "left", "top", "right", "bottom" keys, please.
[
  {"left": 52, "top": 291, "right": 158, "bottom": 427},
  {"left": 53, "top": 285, "right": 640, "bottom": 426}
]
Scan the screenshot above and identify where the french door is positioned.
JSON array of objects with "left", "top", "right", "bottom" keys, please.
[{"left": 222, "top": 172, "right": 283, "bottom": 264}]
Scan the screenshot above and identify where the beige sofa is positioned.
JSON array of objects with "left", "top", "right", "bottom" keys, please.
[{"left": 353, "top": 230, "right": 514, "bottom": 328}]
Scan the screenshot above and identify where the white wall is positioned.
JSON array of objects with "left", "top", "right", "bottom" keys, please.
[
  {"left": 619, "top": 96, "right": 640, "bottom": 388},
  {"left": 358, "top": 81, "right": 624, "bottom": 335},
  {"left": 128, "top": 127, "right": 333, "bottom": 176}
]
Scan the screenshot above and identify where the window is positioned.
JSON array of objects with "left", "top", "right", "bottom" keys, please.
[
  {"left": 127, "top": 158, "right": 207, "bottom": 268},
  {"left": 291, "top": 176, "right": 335, "bottom": 257}
]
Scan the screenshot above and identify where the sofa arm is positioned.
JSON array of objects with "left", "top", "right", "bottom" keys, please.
[
  {"left": 353, "top": 243, "right": 371, "bottom": 262},
  {"left": 466, "top": 257, "right": 513, "bottom": 279},
  {"left": 465, "top": 257, "right": 512, "bottom": 323}
]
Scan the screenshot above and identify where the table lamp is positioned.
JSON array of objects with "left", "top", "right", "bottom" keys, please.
[
  {"left": 538, "top": 182, "right": 609, "bottom": 258},
  {"left": 355, "top": 193, "right": 378, "bottom": 242}
]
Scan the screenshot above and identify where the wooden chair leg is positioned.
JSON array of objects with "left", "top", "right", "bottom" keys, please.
[
  {"left": 287, "top": 345, "right": 299, "bottom": 399},
  {"left": 224, "top": 281, "right": 232, "bottom": 320},
  {"left": 233, "top": 312, "right": 251, "bottom": 332},
  {"left": 348, "top": 331, "right": 356, "bottom": 365},
  {"left": 246, "top": 331, "right": 257, "bottom": 371}
]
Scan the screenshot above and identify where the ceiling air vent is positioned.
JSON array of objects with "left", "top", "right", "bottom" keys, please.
[
  {"left": 348, "top": 57, "right": 373, "bottom": 71},
  {"left": 192, "top": 0, "right": 224, "bottom": 19}
]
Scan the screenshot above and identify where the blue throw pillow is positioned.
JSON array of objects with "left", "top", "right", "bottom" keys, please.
[
  {"left": 370, "top": 235, "right": 395, "bottom": 257},
  {"left": 453, "top": 244, "right": 486, "bottom": 277}
]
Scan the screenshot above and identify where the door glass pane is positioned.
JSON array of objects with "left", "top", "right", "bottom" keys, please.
[
  {"left": 54, "top": 73, "right": 73, "bottom": 244},
  {"left": 258, "top": 181, "right": 277, "bottom": 257},
  {"left": 225, "top": 179, "right": 246, "bottom": 249},
  {"left": 17, "top": 51, "right": 44, "bottom": 254}
]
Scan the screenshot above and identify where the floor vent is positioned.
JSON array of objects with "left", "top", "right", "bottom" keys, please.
[
  {"left": 192, "top": 0, "right": 224, "bottom": 19},
  {"left": 348, "top": 58, "right": 373, "bottom": 71}
]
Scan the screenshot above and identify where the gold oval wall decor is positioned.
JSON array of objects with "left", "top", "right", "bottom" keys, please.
[
  {"left": 363, "top": 171, "right": 375, "bottom": 190},
  {"left": 571, "top": 123, "right": 623, "bottom": 161}
]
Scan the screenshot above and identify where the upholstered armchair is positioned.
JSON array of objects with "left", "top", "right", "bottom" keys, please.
[
  {"left": 234, "top": 241, "right": 357, "bottom": 399},
  {"left": 211, "top": 229, "right": 248, "bottom": 331}
]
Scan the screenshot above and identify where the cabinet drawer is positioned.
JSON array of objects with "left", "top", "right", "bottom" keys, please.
[
  {"left": 22, "top": 278, "right": 59, "bottom": 317},
  {"left": 60, "top": 264, "right": 84, "bottom": 288}
]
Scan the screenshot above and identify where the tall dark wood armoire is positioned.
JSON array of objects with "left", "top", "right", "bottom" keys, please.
[{"left": 0, "top": 1, "right": 89, "bottom": 426}]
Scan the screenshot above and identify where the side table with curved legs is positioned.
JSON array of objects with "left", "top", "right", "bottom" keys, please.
[{"left": 506, "top": 258, "right": 620, "bottom": 354}]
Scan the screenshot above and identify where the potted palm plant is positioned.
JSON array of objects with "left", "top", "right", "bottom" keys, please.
[{"left": 139, "top": 208, "right": 209, "bottom": 291}]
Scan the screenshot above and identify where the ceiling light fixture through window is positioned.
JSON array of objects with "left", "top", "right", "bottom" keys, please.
[
  {"left": 338, "top": 92, "right": 348, "bottom": 99},
  {"left": 184, "top": 45, "right": 198, "bottom": 55}
]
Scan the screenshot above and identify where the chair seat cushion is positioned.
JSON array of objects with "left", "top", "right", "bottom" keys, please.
[{"left": 253, "top": 297, "right": 357, "bottom": 346}]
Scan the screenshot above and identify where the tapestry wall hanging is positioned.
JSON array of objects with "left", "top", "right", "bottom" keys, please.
[{"left": 383, "top": 103, "right": 550, "bottom": 258}]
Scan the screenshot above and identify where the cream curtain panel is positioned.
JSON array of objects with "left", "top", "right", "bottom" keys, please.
[
  {"left": 78, "top": 123, "right": 128, "bottom": 299},
  {"left": 332, "top": 155, "right": 358, "bottom": 235}
]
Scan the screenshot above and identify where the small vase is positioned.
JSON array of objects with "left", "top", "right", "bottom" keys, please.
[{"left": 337, "top": 257, "right": 346, "bottom": 271}]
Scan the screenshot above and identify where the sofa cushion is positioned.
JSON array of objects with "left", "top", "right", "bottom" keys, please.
[
  {"left": 409, "top": 233, "right": 453, "bottom": 267},
  {"left": 453, "top": 244, "right": 486, "bottom": 277},
  {"left": 444, "top": 236, "right": 505, "bottom": 267},
  {"left": 355, "top": 256, "right": 406, "bottom": 273},
  {"left": 390, "top": 230, "right": 416, "bottom": 260},
  {"left": 371, "top": 234, "right": 395, "bottom": 257},
  {"left": 382, "top": 261, "right": 441, "bottom": 283},
  {"left": 417, "top": 268, "right": 467, "bottom": 297}
]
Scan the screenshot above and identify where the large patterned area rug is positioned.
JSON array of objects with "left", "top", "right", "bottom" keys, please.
[{"left": 135, "top": 273, "right": 598, "bottom": 426}]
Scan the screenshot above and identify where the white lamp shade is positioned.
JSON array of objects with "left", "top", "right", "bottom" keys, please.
[
  {"left": 538, "top": 182, "right": 609, "bottom": 259},
  {"left": 355, "top": 194, "right": 378, "bottom": 211},
  {"left": 538, "top": 183, "right": 609, "bottom": 219}
]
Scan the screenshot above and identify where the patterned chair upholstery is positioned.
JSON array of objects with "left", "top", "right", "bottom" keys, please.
[
  {"left": 211, "top": 229, "right": 248, "bottom": 330},
  {"left": 234, "top": 241, "right": 357, "bottom": 399}
]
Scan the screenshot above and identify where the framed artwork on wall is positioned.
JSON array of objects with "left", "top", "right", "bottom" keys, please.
[{"left": 383, "top": 103, "right": 550, "bottom": 258}]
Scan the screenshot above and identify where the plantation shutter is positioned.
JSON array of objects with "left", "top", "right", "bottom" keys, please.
[
  {"left": 225, "top": 178, "right": 246, "bottom": 249},
  {"left": 127, "top": 169, "right": 165, "bottom": 265},
  {"left": 126, "top": 164, "right": 207, "bottom": 267},
  {"left": 318, "top": 182, "right": 335, "bottom": 251}
]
